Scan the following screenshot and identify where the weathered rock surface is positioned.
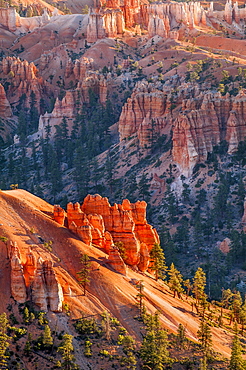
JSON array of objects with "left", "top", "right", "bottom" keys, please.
[
  {"left": 53, "top": 205, "right": 66, "bottom": 226},
  {"left": 65, "top": 194, "right": 159, "bottom": 272},
  {"left": 0, "top": 84, "right": 13, "bottom": 118},
  {"left": 119, "top": 80, "right": 246, "bottom": 176},
  {"left": 9, "top": 242, "right": 63, "bottom": 311},
  {"left": 87, "top": 8, "right": 125, "bottom": 43},
  {"left": 218, "top": 238, "right": 231, "bottom": 254},
  {"left": 1, "top": 56, "right": 48, "bottom": 111},
  {"left": 11, "top": 249, "right": 27, "bottom": 303}
]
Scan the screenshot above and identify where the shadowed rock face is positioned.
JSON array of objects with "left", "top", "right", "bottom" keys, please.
[{"left": 58, "top": 194, "right": 159, "bottom": 273}]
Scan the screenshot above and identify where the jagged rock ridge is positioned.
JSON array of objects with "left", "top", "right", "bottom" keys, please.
[{"left": 54, "top": 194, "right": 159, "bottom": 273}]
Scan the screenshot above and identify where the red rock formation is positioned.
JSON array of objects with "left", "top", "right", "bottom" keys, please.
[
  {"left": 119, "top": 80, "right": 246, "bottom": 175},
  {"left": 2, "top": 56, "right": 47, "bottom": 112},
  {"left": 0, "top": 8, "right": 17, "bottom": 32},
  {"left": 65, "top": 57, "right": 94, "bottom": 80},
  {"left": 11, "top": 250, "right": 27, "bottom": 303},
  {"left": 53, "top": 205, "right": 66, "bottom": 226},
  {"left": 52, "top": 91, "right": 77, "bottom": 118},
  {"left": 23, "top": 248, "right": 37, "bottom": 287},
  {"left": 65, "top": 194, "right": 159, "bottom": 270},
  {"left": 31, "top": 257, "right": 48, "bottom": 311},
  {"left": 118, "top": 83, "right": 169, "bottom": 143},
  {"left": 87, "top": 10, "right": 106, "bottom": 43},
  {"left": 31, "top": 257, "right": 63, "bottom": 312},
  {"left": 0, "top": 84, "right": 13, "bottom": 118},
  {"left": 148, "top": 15, "right": 167, "bottom": 39},
  {"left": 43, "top": 260, "right": 64, "bottom": 312},
  {"left": 138, "top": 242, "right": 150, "bottom": 272},
  {"left": 79, "top": 71, "right": 108, "bottom": 104},
  {"left": 218, "top": 238, "right": 231, "bottom": 254},
  {"left": 224, "top": 0, "right": 233, "bottom": 24}
]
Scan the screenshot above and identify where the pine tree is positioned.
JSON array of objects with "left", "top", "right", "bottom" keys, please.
[
  {"left": 176, "top": 323, "right": 186, "bottom": 348},
  {"left": 0, "top": 313, "right": 10, "bottom": 369},
  {"left": 140, "top": 313, "right": 172, "bottom": 370},
  {"left": 150, "top": 243, "right": 167, "bottom": 281},
  {"left": 200, "top": 354, "right": 208, "bottom": 370},
  {"left": 77, "top": 254, "right": 91, "bottom": 295},
  {"left": 197, "top": 319, "right": 212, "bottom": 355},
  {"left": 58, "top": 334, "right": 78, "bottom": 370},
  {"left": 138, "top": 174, "right": 151, "bottom": 202},
  {"left": 229, "top": 324, "right": 244, "bottom": 370},
  {"left": 168, "top": 263, "right": 184, "bottom": 298},
  {"left": 43, "top": 324, "right": 53, "bottom": 349},
  {"left": 231, "top": 292, "right": 243, "bottom": 324},
  {"left": 118, "top": 334, "right": 136, "bottom": 369},
  {"left": 23, "top": 307, "right": 29, "bottom": 323},
  {"left": 136, "top": 280, "right": 145, "bottom": 319},
  {"left": 193, "top": 267, "right": 206, "bottom": 306}
]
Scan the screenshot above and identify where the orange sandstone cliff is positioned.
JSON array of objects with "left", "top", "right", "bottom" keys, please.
[{"left": 54, "top": 194, "right": 159, "bottom": 273}]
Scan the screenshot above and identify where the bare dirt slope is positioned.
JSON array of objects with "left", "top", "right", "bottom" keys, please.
[{"left": 0, "top": 189, "right": 233, "bottom": 358}]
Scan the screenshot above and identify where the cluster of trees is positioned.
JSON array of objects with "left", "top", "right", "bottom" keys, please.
[
  {"left": 0, "top": 309, "right": 79, "bottom": 370},
  {"left": 1, "top": 89, "right": 120, "bottom": 203}
]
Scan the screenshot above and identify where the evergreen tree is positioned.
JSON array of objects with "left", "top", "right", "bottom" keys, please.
[
  {"left": 199, "top": 355, "right": 208, "bottom": 370},
  {"left": 43, "top": 324, "right": 53, "bottom": 349},
  {"left": 29, "top": 90, "right": 39, "bottom": 133},
  {"left": 0, "top": 313, "right": 10, "bottom": 369},
  {"left": 118, "top": 334, "right": 137, "bottom": 369},
  {"left": 150, "top": 243, "right": 167, "bottom": 281},
  {"left": 229, "top": 324, "right": 244, "bottom": 370},
  {"left": 193, "top": 267, "right": 206, "bottom": 306},
  {"left": 230, "top": 292, "right": 243, "bottom": 324},
  {"left": 176, "top": 323, "right": 186, "bottom": 348},
  {"left": 58, "top": 334, "right": 78, "bottom": 370},
  {"left": 23, "top": 307, "right": 29, "bottom": 323},
  {"left": 77, "top": 254, "right": 91, "bottom": 295},
  {"left": 140, "top": 312, "right": 172, "bottom": 370},
  {"left": 197, "top": 319, "right": 212, "bottom": 355},
  {"left": 138, "top": 174, "right": 151, "bottom": 202},
  {"left": 136, "top": 280, "right": 145, "bottom": 319},
  {"left": 168, "top": 263, "right": 184, "bottom": 298}
]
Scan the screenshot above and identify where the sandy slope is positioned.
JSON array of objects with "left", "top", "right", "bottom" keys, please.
[{"left": 0, "top": 189, "right": 233, "bottom": 358}]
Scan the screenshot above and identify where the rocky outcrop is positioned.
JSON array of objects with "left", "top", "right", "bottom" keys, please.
[
  {"left": 218, "top": 238, "right": 231, "bottom": 254},
  {"left": 172, "top": 89, "right": 246, "bottom": 175},
  {"left": 53, "top": 205, "right": 66, "bottom": 226},
  {"left": 65, "top": 194, "right": 159, "bottom": 272},
  {"left": 87, "top": 8, "right": 125, "bottom": 43},
  {"left": 31, "top": 258, "right": 63, "bottom": 312},
  {"left": 0, "top": 8, "right": 17, "bottom": 32},
  {"left": 9, "top": 243, "right": 63, "bottom": 311},
  {"left": 118, "top": 81, "right": 171, "bottom": 145},
  {"left": 0, "top": 84, "right": 13, "bottom": 118},
  {"left": 119, "top": 79, "right": 246, "bottom": 175},
  {"left": 11, "top": 249, "right": 27, "bottom": 303},
  {"left": 2, "top": 56, "right": 48, "bottom": 111},
  {"left": 43, "top": 260, "right": 64, "bottom": 312},
  {"left": 65, "top": 57, "right": 94, "bottom": 80},
  {"left": 79, "top": 72, "right": 108, "bottom": 104}
]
